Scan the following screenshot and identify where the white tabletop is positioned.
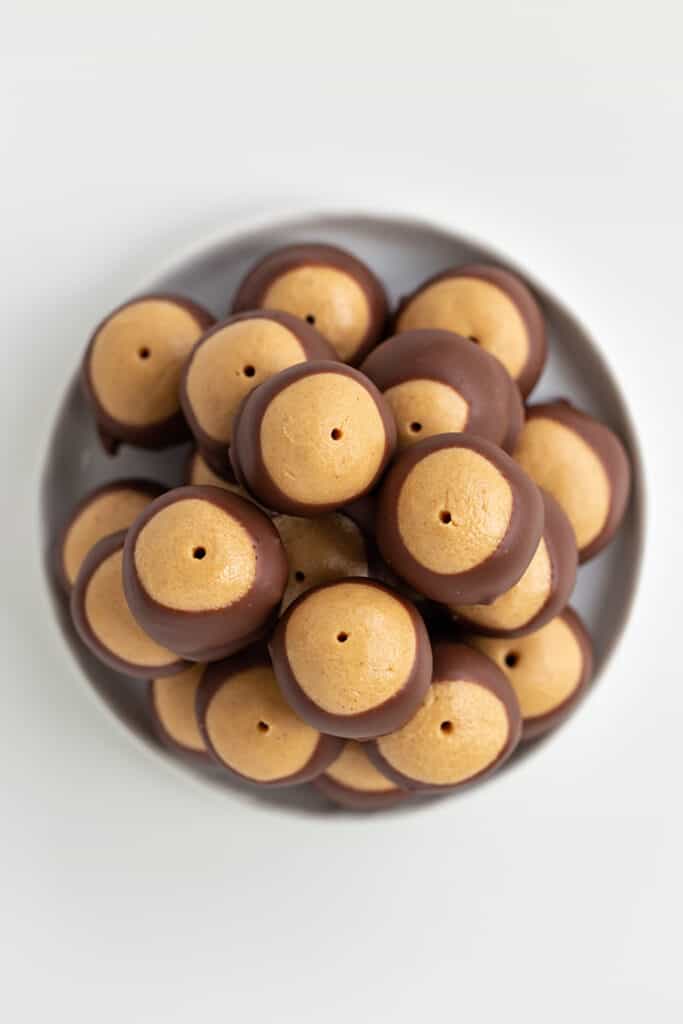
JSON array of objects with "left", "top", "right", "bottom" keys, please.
[{"left": 2, "top": 3, "right": 681, "bottom": 1021}]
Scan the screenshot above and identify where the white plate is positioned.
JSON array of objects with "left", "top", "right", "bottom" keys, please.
[{"left": 41, "top": 209, "right": 645, "bottom": 812}]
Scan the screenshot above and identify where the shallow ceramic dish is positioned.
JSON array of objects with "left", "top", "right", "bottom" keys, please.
[{"left": 41, "top": 209, "right": 645, "bottom": 813}]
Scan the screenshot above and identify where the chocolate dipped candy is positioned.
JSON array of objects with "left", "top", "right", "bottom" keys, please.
[
  {"left": 273, "top": 513, "right": 369, "bottom": 611},
  {"left": 514, "top": 400, "right": 631, "bottom": 562},
  {"left": 184, "top": 448, "right": 269, "bottom": 509},
  {"left": 270, "top": 579, "right": 432, "bottom": 740},
  {"left": 123, "top": 486, "right": 287, "bottom": 661},
  {"left": 365, "top": 642, "right": 521, "bottom": 792},
  {"left": 396, "top": 264, "right": 546, "bottom": 397},
  {"left": 196, "top": 647, "right": 343, "bottom": 786},
  {"left": 57, "top": 478, "right": 163, "bottom": 591},
  {"left": 376, "top": 433, "right": 544, "bottom": 605},
  {"left": 452, "top": 490, "right": 577, "bottom": 637},
  {"left": 82, "top": 294, "right": 214, "bottom": 453},
  {"left": 314, "top": 741, "right": 410, "bottom": 811},
  {"left": 232, "top": 243, "right": 388, "bottom": 364},
  {"left": 71, "top": 530, "right": 188, "bottom": 678},
  {"left": 180, "top": 310, "right": 334, "bottom": 479},
  {"left": 149, "top": 663, "right": 208, "bottom": 758},
  {"left": 231, "top": 361, "right": 396, "bottom": 515},
  {"left": 466, "top": 607, "right": 592, "bottom": 740},
  {"left": 359, "top": 328, "right": 514, "bottom": 450}
]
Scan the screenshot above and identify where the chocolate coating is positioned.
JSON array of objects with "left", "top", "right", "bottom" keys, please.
[
  {"left": 231, "top": 361, "right": 396, "bottom": 516},
  {"left": 466, "top": 607, "right": 593, "bottom": 741},
  {"left": 366, "top": 642, "right": 521, "bottom": 792},
  {"left": 81, "top": 293, "right": 214, "bottom": 453},
  {"left": 376, "top": 433, "right": 544, "bottom": 605},
  {"left": 56, "top": 478, "right": 164, "bottom": 592},
  {"left": 359, "top": 329, "right": 513, "bottom": 449},
  {"left": 71, "top": 530, "right": 189, "bottom": 679},
  {"left": 196, "top": 646, "right": 343, "bottom": 787},
  {"left": 123, "top": 486, "right": 287, "bottom": 661},
  {"left": 149, "top": 663, "right": 209, "bottom": 760},
  {"left": 314, "top": 741, "right": 411, "bottom": 811},
  {"left": 180, "top": 310, "right": 335, "bottom": 479},
  {"left": 396, "top": 264, "right": 546, "bottom": 397},
  {"left": 514, "top": 400, "right": 631, "bottom": 561},
  {"left": 502, "top": 376, "right": 525, "bottom": 454},
  {"left": 270, "top": 578, "right": 433, "bottom": 740},
  {"left": 232, "top": 243, "right": 388, "bottom": 365},
  {"left": 452, "top": 489, "right": 577, "bottom": 638}
]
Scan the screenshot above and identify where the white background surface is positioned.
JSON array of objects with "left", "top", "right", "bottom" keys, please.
[{"left": 1, "top": 2, "right": 682, "bottom": 1021}]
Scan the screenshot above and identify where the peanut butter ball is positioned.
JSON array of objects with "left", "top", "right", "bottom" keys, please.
[
  {"left": 180, "top": 310, "right": 334, "bottom": 479},
  {"left": 376, "top": 433, "right": 544, "bottom": 605},
  {"left": 57, "top": 479, "right": 163, "bottom": 591},
  {"left": 273, "top": 512, "right": 369, "bottom": 611},
  {"left": 314, "top": 741, "right": 411, "bottom": 810},
  {"left": 466, "top": 607, "right": 592, "bottom": 740},
  {"left": 359, "top": 328, "right": 515, "bottom": 450},
  {"left": 232, "top": 243, "right": 388, "bottom": 364},
  {"left": 366, "top": 643, "right": 521, "bottom": 791},
  {"left": 514, "top": 400, "right": 631, "bottom": 561},
  {"left": 71, "top": 530, "right": 188, "bottom": 678},
  {"left": 123, "top": 486, "right": 287, "bottom": 661},
  {"left": 196, "top": 648, "right": 343, "bottom": 786},
  {"left": 82, "top": 294, "right": 214, "bottom": 452},
  {"left": 270, "top": 579, "right": 432, "bottom": 740},
  {"left": 231, "top": 361, "right": 396, "bottom": 516},
  {"left": 452, "top": 490, "right": 577, "bottom": 637},
  {"left": 396, "top": 264, "right": 546, "bottom": 397},
  {"left": 149, "top": 663, "right": 208, "bottom": 758}
]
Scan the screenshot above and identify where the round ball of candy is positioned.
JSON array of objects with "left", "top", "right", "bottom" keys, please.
[
  {"left": 231, "top": 361, "right": 396, "bottom": 516},
  {"left": 376, "top": 433, "right": 544, "bottom": 605},
  {"left": 273, "top": 513, "right": 369, "bottom": 611},
  {"left": 314, "top": 741, "right": 411, "bottom": 811},
  {"left": 466, "top": 607, "right": 593, "bottom": 741},
  {"left": 452, "top": 490, "right": 577, "bottom": 637},
  {"left": 359, "top": 328, "right": 516, "bottom": 450},
  {"left": 149, "top": 663, "right": 208, "bottom": 758},
  {"left": 514, "top": 400, "right": 630, "bottom": 562},
  {"left": 57, "top": 478, "right": 163, "bottom": 591},
  {"left": 232, "top": 243, "right": 388, "bottom": 364},
  {"left": 82, "top": 294, "right": 214, "bottom": 452},
  {"left": 123, "top": 486, "right": 287, "bottom": 661},
  {"left": 196, "top": 647, "right": 343, "bottom": 786},
  {"left": 181, "top": 310, "right": 334, "bottom": 479},
  {"left": 269, "top": 579, "right": 432, "bottom": 740},
  {"left": 71, "top": 530, "right": 188, "bottom": 678},
  {"left": 395, "top": 264, "right": 546, "bottom": 396},
  {"left": 365, "top": 642, "right": 521, "bottom": 791}
]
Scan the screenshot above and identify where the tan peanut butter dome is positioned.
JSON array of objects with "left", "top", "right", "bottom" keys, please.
[
  {"left": 274, "top": 513, "right": 368, "bottom": 610},
  {"left": 59, "top": 480, "right": 162, "bottom": 589},
  {"left": 325, "top": 741, "right": 399, "bottom": 794},
  {"left": 376, "top": 433, "right": 544, "bottom": 605},
  {"left": 270, "top": 579, "right": 432, "bottom": 740},
  {"left": 196, "top": 651, "right": 342, "bottom": 786},
  {"left": 396, "top": 265, "right": 546, "bottom": 396},
  {"left": 452, "top": 490, "right": 577, "bottom": 637},
  {"left": 314, "top": 740, "right": 410, "bottom": 811},
  {"left": 151, "top": 664, "right": 207, "bottom": 754},
  {"left": 514, "top": 401, "right": 630, "bottom": 562},
  {"left": 123, "top": 487, "right": 288, "bottom": 662},
  {"left": 466, "top": 607, "right": 593, "bottom": 741},
  {"left": 367, "top": 643, "right": 521, "bottom": 791},
  {"left": 181, "top": 311, "right": 334, "bottom": 478},
  {"left": 231, "top": 362, "right": 396, "bottom": 515},
  {"left": 83, "top": 295, "right": 213, "bottom": 450},
  {"left": 359, "top": 329, "right": 513, "bottom": 450},
  {"left": 232, "top": 243, "right": 388, "bottom": 364},
  {"left": 70, "top": 531, "right": 187, "bottom": 678}
]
